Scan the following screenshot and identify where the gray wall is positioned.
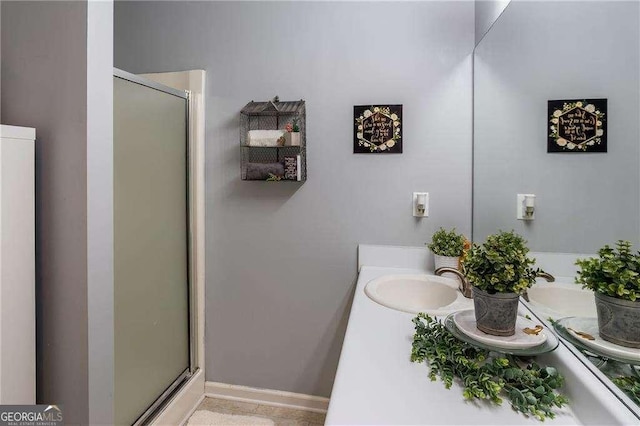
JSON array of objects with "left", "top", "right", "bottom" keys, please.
[
  {"left": 2, "top": 1, "right": 114, "bottom": 424},
  {"left": 474, "top": 0, "right": 511, "bottom": 45},
  {"left": 473, "top": 1, "right": 640, "bottom": 253},
  {"left": 87, "top": 1, "right": 114, "bottom": 424},
  {"left": 0, "top": 0, "right": 2, "bottom": 119},
  {"left": 115, "top": 1, "right": 474, "bottom": 397},
  {"left": 2, "top": 2, "right": 89, "bottom": 422}
]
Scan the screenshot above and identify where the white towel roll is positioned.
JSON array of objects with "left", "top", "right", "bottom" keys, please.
[{"left": 247, "top": 130, "right": 285, "bottom": 147}]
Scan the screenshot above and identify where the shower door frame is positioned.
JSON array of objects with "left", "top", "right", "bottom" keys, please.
[{"left": 113, "top": 68, "right": 196, "bottom": 426}]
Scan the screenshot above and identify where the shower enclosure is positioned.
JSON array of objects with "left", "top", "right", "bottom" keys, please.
[{"left": 113, "top": 69, "right": 193, "bottom": 425}]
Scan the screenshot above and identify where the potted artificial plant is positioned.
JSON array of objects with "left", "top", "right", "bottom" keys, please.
[
  {"left": 428, "top": 227, "right": 467, "bottom": 272},
  {"left": 284, "top": 119, "right": 301, "bottom": 146},
  {"left": 576, "top": 240, "right": 640, "bottom": 348},
  {"left": 465, "top": 230, "right": 538, "bottom": 336}
]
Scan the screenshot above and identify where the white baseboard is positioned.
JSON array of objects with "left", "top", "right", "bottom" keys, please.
[
  {"left": 204, "top": 382, "right": 329, "bottom": 414},
  {"left": 151, "top": 369, "right": 205, "bottom": 426}
]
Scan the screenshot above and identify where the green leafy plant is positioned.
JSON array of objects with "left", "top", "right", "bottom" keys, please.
[
  {"left": 464, "top": 230, "right": 538, "bottom": 295},
  {"left": 575, "top": 240, "right": 640, "bottom": 302},
  {"left": 428, "top": 227, "right": 466, "bottom": 257},
  {"left": 266, "top": 173, "right": 282, "bottom": 181},
  {"left": 612, "top": 376, "right": 640, "bottom": 404},
  {"left": 411, "top": 313, "right": 568, "bottom": 421}
]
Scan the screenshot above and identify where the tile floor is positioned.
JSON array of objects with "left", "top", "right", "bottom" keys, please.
[{"left": 194, "top": 397, "right": 326, "bottom": 426}]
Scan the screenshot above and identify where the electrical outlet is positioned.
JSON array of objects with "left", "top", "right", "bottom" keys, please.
[
  {"left": 413, "top": 192, "right": 429, "bottom": 217},
  {"left": 517, "top": 194, "right": 536, "bottom": 220}
]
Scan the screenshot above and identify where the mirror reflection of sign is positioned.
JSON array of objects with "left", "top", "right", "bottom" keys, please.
[
  {"left": 558, "top": 107, "right": 597, "bottom": 143},
  {"left": 548, "top": 99, "right": 607, "bottom": 153}
]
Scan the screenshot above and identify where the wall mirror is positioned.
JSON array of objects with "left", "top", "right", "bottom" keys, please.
[{"left": 473, "top": 0, "right": 640, "bottom": 416}]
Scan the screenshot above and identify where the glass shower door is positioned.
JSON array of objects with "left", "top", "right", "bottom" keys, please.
[{"left": 113, "top": 70, "right": 191, "bottom": 425}]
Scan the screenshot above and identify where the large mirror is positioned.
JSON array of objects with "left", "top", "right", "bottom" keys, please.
[{"left": 473, "top": 0, "right": 640, "bottom": 415}]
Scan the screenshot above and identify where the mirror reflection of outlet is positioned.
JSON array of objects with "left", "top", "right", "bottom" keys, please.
[
  {"left": 413, "top": 192, "right": 429, "bottom": 217},
  {"left": 517, "top": 194, "right": 535, "bottom": 220}
]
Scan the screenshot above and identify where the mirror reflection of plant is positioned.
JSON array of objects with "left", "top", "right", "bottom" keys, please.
[
  {"left": 411, "top": 314, "right": 568, "bottom": 421},
  {"left": 428, "top": 227, "right": 466, "bottom": 257},
  {"left": 612, "top": 376, "right": 640, "bottom": 405},
  {"left": 575, "top": 240, "right": 640, "bottom": 302},
  {"left": 464, "top": 230, "right": 538, "bottom": 294}
]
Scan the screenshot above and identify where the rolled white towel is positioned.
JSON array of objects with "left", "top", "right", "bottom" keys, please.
[{"left": 247, "top": 130, "right": 285, "bottom": 147}]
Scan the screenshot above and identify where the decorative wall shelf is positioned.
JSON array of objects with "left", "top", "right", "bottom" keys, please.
[
  {"left": 241, "top": 145, "right": 302, "bottom": 149},
  {"left": 240, "top": 97, "right": 306, "bottom": 182}
]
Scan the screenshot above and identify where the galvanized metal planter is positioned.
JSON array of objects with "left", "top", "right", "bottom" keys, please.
[
  {"left": 595, "top": 292, "right": 640, "bottom": 348},
  {"left": 473, "top": 287, "right": 520, "bottom": 336}
]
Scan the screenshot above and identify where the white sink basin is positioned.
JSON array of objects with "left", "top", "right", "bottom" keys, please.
[
  {"left": 364, "top": 274, "right": 472, "bottom": 316},
  {"left": 527, "top": 281, "right": 597, "bottom": 319}
]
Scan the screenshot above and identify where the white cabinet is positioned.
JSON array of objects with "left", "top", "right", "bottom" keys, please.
[{"left": 0, "top": 125, "right": 35, "bottom": 404}]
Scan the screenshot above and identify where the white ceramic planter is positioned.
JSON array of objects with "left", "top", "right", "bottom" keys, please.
[
  {"left": 433, "top": 254, "right": 460, "bottom": 281},
  {"left": 284, "top": 132, "right": 301, "bottom": 146},
  {"left": 434, "top": 254, "right": 459, "bottom": 271}
]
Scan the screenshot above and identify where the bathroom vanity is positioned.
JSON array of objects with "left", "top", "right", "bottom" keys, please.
[
  {"left": 328, "top": 1, "right": 640, "bottom": 422},
  {"left": 0, "top": 125, "right": 35, "bottom": 404},
  {"left": 325, "top": 245, "right": 639, "bottom": 425}
]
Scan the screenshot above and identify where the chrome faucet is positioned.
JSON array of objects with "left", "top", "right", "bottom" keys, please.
[
  {"left": 522, "top": 271, "right": 556, "bottom": 302},
  {"left": 536, "top": 271, "right": 555, "bottom": 283},
  {"left": 434, "top": 268, "right": 556, "bottom": 301},
  {"left": 434, "top": 267, "right": 473, "bottom": 299}
]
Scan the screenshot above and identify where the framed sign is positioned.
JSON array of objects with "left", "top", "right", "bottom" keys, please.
[
  {"left": 354, "top": 105, "right": 402, "bottom": 153},
  {"left": 548, "top": 99, "right": 607, "bottom": 153}
]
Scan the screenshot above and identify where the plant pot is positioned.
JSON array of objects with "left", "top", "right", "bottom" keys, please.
[
  {"left": 595, "top": 292, "right": 640, "bottom": 348},
  {"left": 284, "top": 132, "right": 301, "bottom": 146},
  {"left": 472, "top": 287, "right": 520, "bottom": 336},
  {"left": 434, "top": 254, "right": 460, "bottom": 281},
  {"left": 434, "top": 254, "right": 460, "bottom": 270}
]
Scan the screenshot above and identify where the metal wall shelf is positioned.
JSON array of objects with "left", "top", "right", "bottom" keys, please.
[
  {"left": 240, "top": 97, "right": 306, "bottom": 182},
  {"left": 241, "top": 145, "right": 302, "bottom": 149}
]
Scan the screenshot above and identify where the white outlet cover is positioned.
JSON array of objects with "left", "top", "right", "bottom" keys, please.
[
  {"left": 413, "top": 192, "right": 429, "bottom": 217},
  {"left": 517, "top": 194, "right": 535, "bottom": 220}
]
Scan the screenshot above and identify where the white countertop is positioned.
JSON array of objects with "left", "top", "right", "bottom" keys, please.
[
  {"left": 326, "top": 251, "right": 639, "bottom": 425},
  {"left": 1, "top": 124, "right": 36, "bottom": 140}
]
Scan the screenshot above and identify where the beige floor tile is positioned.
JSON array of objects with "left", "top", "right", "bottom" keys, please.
[
  {"left": 254, "top": 406, "right": 326, "bottom": 424},
  {"left": 193, "top": 397, "right": 326, "bottom": 426},
  {"left": 193, "top": 406, "right": 238, "bottom": 417},
  {"left": 307, "top": 414, "right": 325, "bottom": 425},
  {"left": 272, "top": 418, "right": 309, "bottom": 426},
  {"left": 198, "top": 397, "right": 259, "bottom": 414},
  {"left": 191, "top": 408, "right": 277, "bottom": 425}
]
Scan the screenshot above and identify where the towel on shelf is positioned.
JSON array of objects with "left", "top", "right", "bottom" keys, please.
[
  {"left": 245, "top": 162, "right": 285, "bottom": 180},
  {"left": 246, "top": 130, "right": 285, "bottom": 147}
]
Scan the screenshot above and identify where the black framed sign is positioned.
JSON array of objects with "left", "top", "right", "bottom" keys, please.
[
  {"left": 548, "top": 99, "right": 607, "bottom": 153},
  {"left": 354, "top": 105, "right": 402, "bottom": 153}
]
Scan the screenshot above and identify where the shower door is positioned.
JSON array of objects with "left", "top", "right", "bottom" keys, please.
[{"left": 113, "top": 69, "right": 191, "bottom": 426}]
